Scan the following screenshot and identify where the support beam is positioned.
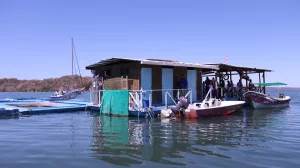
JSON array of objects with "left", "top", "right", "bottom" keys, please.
[
  {"left": 263, "top": 72, "right": 266, "bottom": 94},
  {"left": 246, "top": 71, "right": 248, "bottom": 91},
  {"left": 259, "top": 72, "right": 261, "bottom": 92}
]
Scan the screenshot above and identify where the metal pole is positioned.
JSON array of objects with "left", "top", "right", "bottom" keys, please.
[
  {"left": 71, "top": 38, "right": 74, "bottom": 76},
  {"left": 190, "top": 89, "right": 192, "bottom": 104},
  {"left": 165, "top": 90, "right": 167, "bottom": 108},
  {"left": 259, "top": 72, "right": 261, "bottom": 92},
  {"left": 263, "top": 72, "right": 266, "bottom": 94}
]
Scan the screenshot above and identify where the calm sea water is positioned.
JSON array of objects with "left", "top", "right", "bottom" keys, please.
[{"left": 0, "top": 91, "right": 300, "bottom": 168}]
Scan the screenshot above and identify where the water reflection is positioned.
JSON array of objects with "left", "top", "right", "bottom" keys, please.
[{"left": 90, "top": 107, "right": 288, "bottom": 166}]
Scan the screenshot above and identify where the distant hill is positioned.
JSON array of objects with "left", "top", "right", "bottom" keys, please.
[{"left": 0, "top": 75, "right": 92, "bottom": 92}]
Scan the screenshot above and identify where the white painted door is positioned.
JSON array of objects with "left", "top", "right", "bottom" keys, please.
[
  {"left": 162, "top": 68, "right": 173, "bottom": 104},
  {"left": 187, "top": 70, "right": 197, "bottom": 102},
  {"left": 141, "top": 68, "right": 152, "bottom": 99}
]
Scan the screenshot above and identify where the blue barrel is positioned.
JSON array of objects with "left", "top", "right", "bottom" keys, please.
[{"left": 142, "top": 99, "right": 149, "bottom": 107}]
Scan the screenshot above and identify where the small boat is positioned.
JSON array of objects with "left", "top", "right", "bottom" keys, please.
[
  {"left": 50, "top": 87, "right": 84, "bottom": 101},
  {"left": 161, "top": 88, "right": 245, "bottom": 118},
  {"left": 244, "top": 82, "right": 290, "bottom": 109},
  {"left": 49, "top": 38, "right": 85, "bottom": 101}
]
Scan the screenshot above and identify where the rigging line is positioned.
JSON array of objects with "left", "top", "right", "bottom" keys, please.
[{"left": 72, "top": 39, "right": 83, "bottom": 86}]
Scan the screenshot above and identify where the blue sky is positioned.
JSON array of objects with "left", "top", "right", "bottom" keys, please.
[{"left": 1, "top": 0, "right": 299, "bottom": 86}]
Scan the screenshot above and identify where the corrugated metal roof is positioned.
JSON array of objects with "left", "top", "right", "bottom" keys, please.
[
  {"left": 85, "top": 57, "right": 219, "bottom": 70},
  {"left": 204, "top": 63, "right": 272, "bottom": 72},
  {"left": 141, "top": 59, "right": 219, "bottom": 70}
]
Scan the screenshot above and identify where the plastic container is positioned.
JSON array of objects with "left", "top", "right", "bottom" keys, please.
[{"left": 142, "top": 99, "right": 149, "bottom": 108}]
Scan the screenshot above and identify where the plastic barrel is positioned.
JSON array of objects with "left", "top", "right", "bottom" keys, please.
[{"left": 143, "top": 99, "right": 149, "bottom": 107}]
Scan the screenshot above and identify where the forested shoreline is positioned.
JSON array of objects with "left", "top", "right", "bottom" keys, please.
[{"left": 0, "top": 75, "right": 92, "bottom": 92}]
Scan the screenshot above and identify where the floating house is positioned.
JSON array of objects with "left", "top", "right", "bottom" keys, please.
[
  {"left": 85, "top": 58, "right": 272, "bottom": 117},
  {"left": 85, "top": 58, "right": 219, "bottom": 104}
]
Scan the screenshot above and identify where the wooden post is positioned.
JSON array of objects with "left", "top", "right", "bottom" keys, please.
[
  {"left": 121, "top": 76, "right": 123, "bottom": 89},
  {"left": 215, "top": 73, "right": 218, "bottom": 98},
  {"left": 229, "top": 71, "right": 232, "bottom": 82},
  {"left": 259, "top": 72, "right": 261, "bottom": 92},
  {"left": 263, "top": 72, "right": 266, "bottom": 94},
  {"left": 126, "top": 75, "right": 128, "bottom": 90},
  {"left": 102, "top": 77, "right": 104, "bottom": 90}
]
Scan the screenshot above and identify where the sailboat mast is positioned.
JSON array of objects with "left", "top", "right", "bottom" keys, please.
[{"left": 72, "top": 37, "right": 74, "bottom": 76}]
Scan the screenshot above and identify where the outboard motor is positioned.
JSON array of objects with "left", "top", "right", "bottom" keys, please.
[{"left": 170, "top": 97, "right": 189, "bottom": 116}]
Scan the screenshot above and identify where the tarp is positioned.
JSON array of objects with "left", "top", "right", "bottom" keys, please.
[
  {"left": 100, "top": 90, "right": 129, "bottom": 116},
  {"left": 254, "top": 82, "right": 287, "bottom": 87}
]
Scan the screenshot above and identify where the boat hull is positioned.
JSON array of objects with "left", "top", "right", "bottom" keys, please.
[
  {"left": 244, "top": 91, "right": 290, "bottom": 109},
  {"left": 184, "top": 101, "right": 245, "bottom": 118},
  {"left": 50, "top": 91, "right": 81, "bottom": 101}
]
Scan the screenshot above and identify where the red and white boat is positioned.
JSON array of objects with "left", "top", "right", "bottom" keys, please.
[
  {"left": 244, "top": 82, "right": 290, "bottom": 109},
  {"left": 244, "top": 91, "right": 290, "bottom": 109},
  {"left": 161, "top": 88, "right": 245, "bottom": 118}
]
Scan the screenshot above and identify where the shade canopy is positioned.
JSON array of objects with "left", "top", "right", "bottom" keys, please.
[{"left": 254, "top": 82, "right": 287, "bottom": 87}]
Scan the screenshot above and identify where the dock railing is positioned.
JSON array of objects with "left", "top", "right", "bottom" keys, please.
[
  {"left": 164, "top": 89, "right": 192, "bottom": 109},
  {"left": 89, "top": 89, "right": 193, "bottom": 110}
]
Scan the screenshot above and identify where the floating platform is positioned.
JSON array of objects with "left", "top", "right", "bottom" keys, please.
[
  {"left": 0, "top": 99, "right": 88, "bottom": 116},
  {"left": 0, "top": 108, "right": 20, "bottom": 115}
]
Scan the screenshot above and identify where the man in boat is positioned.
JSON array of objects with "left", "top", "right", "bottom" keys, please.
[
  {"left": 237, "top": 79, "right": 243, "bottom": 99},
  {"left": 211, "top": 77, "right": 217, "bottom": 98},
  {"left": 249, "top": 79, "right": 255, "bottom": 91},
  {"left": 219, "top": 77, "right": 225, "bottom": 98},
  {"left": 54, "top": 90, "right": 59, "bottom": 96},
  {"left": 204, "top": 77, "right": 210, "bottom": 96},
  {"left": 179, "top": 74, "right": 188, "bottom": 96}
]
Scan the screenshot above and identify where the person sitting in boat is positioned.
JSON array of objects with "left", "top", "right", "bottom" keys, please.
[
  {"left": 54, "top": 90, "right": 59, "bottom": 96},
  {"left": 57, "top": 90, "right": 64, "bottom": 96}
]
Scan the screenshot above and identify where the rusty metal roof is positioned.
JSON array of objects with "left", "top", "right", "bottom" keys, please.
[{"left": 85, "top": 57, "right": 219, "bottom": 70}]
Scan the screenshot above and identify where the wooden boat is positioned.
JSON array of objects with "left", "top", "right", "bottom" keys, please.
[
  {"left": 244, "top": 82, "right": 290, "bottom": 109},
  {"left": 161, "top": 88, "right": 245, "bottom": 118}
]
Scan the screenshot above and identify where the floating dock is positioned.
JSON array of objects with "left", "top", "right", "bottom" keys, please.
[{"left": 0, "top": 99, "right": 88, "bottom": 116}]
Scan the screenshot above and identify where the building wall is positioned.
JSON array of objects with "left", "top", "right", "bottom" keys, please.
[
  {"left": 93, "top": 62, "right": 204, "bottom": 103},
  {"left": 94, "top": 62, "right": 140, "bottom": 90},
  {"left": 140, "top": 65, "right": 162, "bottom": 104},
  {"left": 103, "top": 77, "right": 122, "bottom": 90}
]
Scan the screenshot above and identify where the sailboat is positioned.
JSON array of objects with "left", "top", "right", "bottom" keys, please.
[
  {"left": 244, "top": 82, "right": 290, "bottom": 109},
  {"left": 50, "top": 38, "right": 85, "bottom": 101}
]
